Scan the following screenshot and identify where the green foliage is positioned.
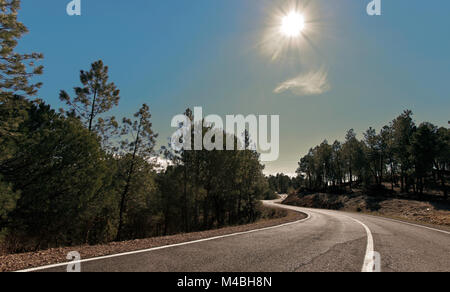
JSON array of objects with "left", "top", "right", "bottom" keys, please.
[
  {"left": 391, "top": 110, "right": 416, "bottom": 191},
  {"left": 59, "top": 60, "right": 120, "bottom": 148},
  {"left": 1, "top": 99, "right": 110, "bottom": 251},
  {"left": 0, "top": 96, "right": 28, "bottom": 162},
  {"left": 0, "top": 175, "right": 19, "bottom": 229},
  {"left": 0, "top": 0, "right": 42, "bottom": 158},
  {"left": 0, "top": 0, "right": 43, "bottom": 99}
]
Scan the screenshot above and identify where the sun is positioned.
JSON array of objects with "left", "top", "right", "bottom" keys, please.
[
  {"left": 280, "top": 12, "right": 305, "bottom": 37},
  {"left": 260, "top": 2, "right": 320, "bottom": 61}
]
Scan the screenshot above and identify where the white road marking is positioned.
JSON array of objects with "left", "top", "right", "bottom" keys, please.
[
  {"left": 16, "top": 209, "right": 310, "bottom": 272},
  {"left": 347, "top": 217, "right": 376, "bottom": 272}
]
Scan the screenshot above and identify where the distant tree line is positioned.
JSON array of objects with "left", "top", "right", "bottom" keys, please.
[
  {"left": 296, "top": 111, "right": 449, "bottom": 199},
  {"left": 267, "top": 174, "right": 303, "bottom": 194},
  {"left": 0, "top": 1, "right": 273, "bottom": 253}
]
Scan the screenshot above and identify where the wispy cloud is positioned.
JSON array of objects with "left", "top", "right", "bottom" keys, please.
[{"left": 274, "top": 68, "right": 330, "bottom": 96}]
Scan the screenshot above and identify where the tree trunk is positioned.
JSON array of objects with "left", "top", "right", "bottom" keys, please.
[
  {"left": 439, "top": 170, "right": 447, "bottom": 200},
  {"left": 183, "top": 164, "right": 188, "bottom": 232},
  {"left": 116, "top": 171, "right": 132, "bottom": 241},
  {"left": 88, "top": 88, "right": 97, "bottom": 132},
  {"left": 237, "top": 189, "right": 242, "bottom": 222},
  {"left": 400, "top": 170, "right": 405, "bottom": 193},
  {"left": 390, "top": 162, "right": 395, "bottom": 191},
  {"left": 349, "top": 161, "right": 353, "bottom": 189},
  {"left": 116, "top": 120, "right": 142, "bottom": 242},
  {"left": 203, "top": 187, "right": 210, "bottom": 229},
  {"left": 163, "top": 209, "right": 169, "bottom": 236}
]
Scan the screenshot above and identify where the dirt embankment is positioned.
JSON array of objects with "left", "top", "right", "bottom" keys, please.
[
  {"left": 0, "top": 206, "right": 305, "bottom": 272},
  {"left": 283, "top": 192, "right": 450, "bottom": 227}
]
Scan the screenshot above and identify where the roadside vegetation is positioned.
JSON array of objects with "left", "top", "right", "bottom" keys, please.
[{"left": 0, "top": 1, "right": 277, "bottom": 255}]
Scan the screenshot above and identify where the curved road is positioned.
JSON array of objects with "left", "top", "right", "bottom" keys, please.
[{"left": 26, "top": 197, "right": 450, "bottom": 272}]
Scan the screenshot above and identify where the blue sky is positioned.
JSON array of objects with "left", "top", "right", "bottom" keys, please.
[{"left": 18, "top": 0, "right": 450, "bottom": 175}]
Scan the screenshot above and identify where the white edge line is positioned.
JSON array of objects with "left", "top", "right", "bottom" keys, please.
[
  {"left": 347, "top": 217, "right": 375, "bottom": 272},
  {"left": 16, "top": 207, "right": 311, "bottom": 272}
]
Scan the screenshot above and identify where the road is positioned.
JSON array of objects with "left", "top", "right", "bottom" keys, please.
[{"left": 24, "top": 196, "right": 450, "bottom": 272}]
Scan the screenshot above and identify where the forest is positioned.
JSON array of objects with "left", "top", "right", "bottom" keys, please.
[
  {"left": 296, "top": 112, "right": 449, "bottom": 199},
  {"left": 0, "top": 0, "right": 275, "bottom": 253}
]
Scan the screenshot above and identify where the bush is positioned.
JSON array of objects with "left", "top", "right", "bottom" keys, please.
[{"left": 263, "top": 189, "right": 278, "bottom": 200}]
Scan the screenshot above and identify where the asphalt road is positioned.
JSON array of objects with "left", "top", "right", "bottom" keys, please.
[{"left": 27, "top": 197, "right": 450, "bottom": 272}]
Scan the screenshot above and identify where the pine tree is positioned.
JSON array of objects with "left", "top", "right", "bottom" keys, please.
[
  {"left": 435, "top": 127, "right": 449, "bottom": 199},
  {"left": 342, "top": 129, "right": 358, "bottom": 188},
  {"left": 410, "top": 123, "right": 438, "bottom": 195},
  {"left": 59, "top": 60, "right": 120, "bottom": 147},
  {"left": 392, "top": 110, "right": 416, "bottom": 192},
  {"left": 0, "top": 0, "right": 43, "bottom": 99},
  {"left": 0, "top": 0, "right": 43, "bottom": 156},
  {"left": 116, "top": 104, "right": 158, "bottom": 241},
  {"left": 363, "top": 127, "right": 383, "bottom": 186}
]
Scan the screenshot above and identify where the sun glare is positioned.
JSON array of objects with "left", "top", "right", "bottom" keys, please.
[
  {"left": 280, "top": 12, "right": 305, "bottom": 37},
  {"left": 260, "top": 2, "right": 318, "bottom": 61}
]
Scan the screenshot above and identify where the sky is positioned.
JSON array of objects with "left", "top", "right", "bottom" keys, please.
[{"left": 17, "top": 0, "right": 450, "bottom": 175}]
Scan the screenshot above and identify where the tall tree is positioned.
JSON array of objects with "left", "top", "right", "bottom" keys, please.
[
  {"left": 0, "top": 0, "right": 43, "bottom": 159},
  {"left": 391, "top": 110, "right": 416, "bottom": 192},
  {"left": 363, "top": 127, "right": 384, "bottom": 186},
  {"left": 342, "top": 129, "right": 359, "bottom": 188},
  {"left": 435, "top": 127, "right": 449, "bottom": 199},
  {"left": 116, "top": 104, "right": 158, "bottom": 241},
  {"left": 380, "top": 125, "right": 397, "bottom": 190},
  {"left": 331, "top": 140, "right": 344, "bottom": 187},
  {"left": 317, "top": 140, "right": 333, "bottom": 189},
  {"left": 59, "top": 60, "right": 120, "bottom": 146},
  {"left": 410, "top": 123, "right": 438, "bottom": 195},
  {"left": 297, "top": 148, "right": 315, "bottom": 189}
]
